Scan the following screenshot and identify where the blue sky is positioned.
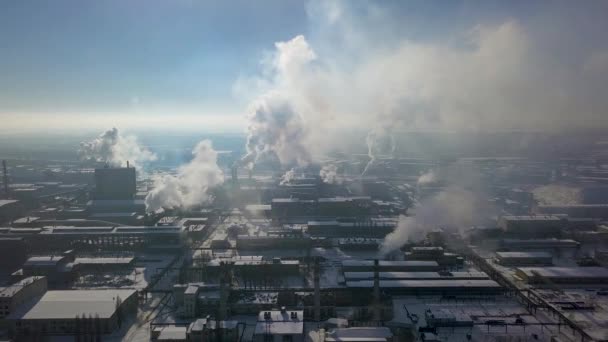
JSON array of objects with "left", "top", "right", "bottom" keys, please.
[
  {"left": 1, "top": 1, "right": 607, "bottom": 133},
  {"left": 0, "top": 1, "right": 307, "bottom": 114}
]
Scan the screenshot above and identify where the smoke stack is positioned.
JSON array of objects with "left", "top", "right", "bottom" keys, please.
[
  {"left": 126, "top": 160, "right": 130, "bottom": 168},
  {"left": 219, "top": 262, "right": 229, "bottom": 320},
  {"left": 373, "top": 259, "right": 381, "bottom": 321},
  {"left": 314, "top": 259, "right": 321, "bottom": 321},
  {"left": 2, "top": 160, "right": 9, "bottom": 199},
  {"left": 231, "top": 165, "right": 238, "bottom": 185}
]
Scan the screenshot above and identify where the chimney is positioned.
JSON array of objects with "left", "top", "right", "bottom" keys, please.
[
  {"left": 126, "top": 160, "right": 130, "bottom": 168},
  {"left": 218, "top": 262, "right": 229, "bottom": 320},
  {"left": 2, "top": 160, "right": 9, "bottom": 199},
  {"left": 231, "top": 165, "right": 238, "bottom": 185},
  {"left": 373, "top": 259, "right": 381, "bottom": 321},
  {"left": 314, "top": 259, "right": 321, "bottom": 321}
]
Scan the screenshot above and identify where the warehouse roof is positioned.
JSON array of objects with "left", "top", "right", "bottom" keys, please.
[
  {"left": 0, "top": 199, "right": 19, "bottom": 207},
  {"left": 517, "top": 267, "right": 608, "bottom": 279},
  {"left": 345, "top": 279, "right": 501, "bottom": 289},
  {"left": 7, "top": 289, "right": 136, "bottom": 320},
  {"left": 342, "top": 260, "right": 439, "bottom": 267},
  {"left": 501, "top": 215, "right": 562, "bottom": 221},
  {"left": 325, "top": 327, "right": 393, "bottom": 342},
  {"left": 343, "top": 271, "right": 489, "bottom": 280},
  {"left": 496, "top": 251, "right": 552, "bottom": 258}
]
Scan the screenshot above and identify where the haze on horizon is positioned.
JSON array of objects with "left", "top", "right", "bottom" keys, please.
[{"left": 1, "top": 0, "right": 608, "bottom": 137}]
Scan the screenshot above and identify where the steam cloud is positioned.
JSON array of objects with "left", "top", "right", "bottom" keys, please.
[
  {"left": 145, "top": 140, "right": 224, "bottom": 212},
  {"left": 279, "top": 168, "right": 297, "bottom": 186},
  {"left": 362, "top": 128, "right": 396, "bottom": 176},
  {"left": 417, "top": 170, "right": 438, "bottom": 186},
  {"left": 236, "top": 1, "right": 608, "bottom": 163},
  {"left": 379, "top": 187, "right": 484, "bottom": 256},
  {"left": 320, "top": 164, "right": 340, "bottom": 184},
  {"left": 79, "top": 128, "right": 156, "bottom": 169},
  {"left": 241, "top": 36, "right": 317, "bottom": 169}
]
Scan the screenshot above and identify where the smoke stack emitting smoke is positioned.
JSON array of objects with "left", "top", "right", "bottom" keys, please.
[
  {"left": 320, "top": 164, "right": 340, "bottom": 184},
  {"left": 145, "top": 140, "right": 224, "bottom": 212},
  {"left": 379, "top": 187, "right": 484, "bottom": 256},
  {"left": 79, "top": 128, "right": 157, "bottom": 169},
  {"left": 362, "top": 128, "right": 396, "bottom": 176}
]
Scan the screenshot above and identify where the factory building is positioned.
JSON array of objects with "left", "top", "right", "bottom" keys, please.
[
  {"left": 536, "top": 204, "right": 608, "bottom": 219},
  {"left": 515, "top": 267, "right": 608, "bottom": 284},
  {"left": 17, "top": 250, "right": 77, "bottom": 288},
  {"left": 500, "top": 238, "right": 579, "bottom": 250},
  {"left": 0, "top": 225, "right": 185, "bottom": 252},
  {"left": 342, "top": 260, "right": 440, "bottom": 272},
  {"left": 271, "top": 197, "right": 372, "bottom": 223},
  {"left": 498, "top": 215, "right": 564, "bottom": 237},
  {"left": 151, "top": 319, "right": 239, "bottom": 341},
  {"left": 0, "top": 237, "right": 27, "bottom": 273},
  {"left": 0, "top": 276, "right": 47, "bottom": 319},
  {"left": 205, "top": 256, "right": 300, "bottom": 277},
  {"left": 307, "top": 219, "right": 396, "bottom": 238},
  {"left": 236, "top": 234, "right": 311, "bottom": 250},
  {"left": 93, "top": 167, "right": 136, "bottom": 200},
  {"left": 86, "top": 199, "right": 146, "bottom": 215},
  {"left": 495, "top": 251, "right": 553, "bottom": 266},
  {"left": 405, "top": 247, "right": 464, "bottom": 268},
  {"left": 0, "top": 199, "right": 24, "bottom": 224},
  {"left": 187, "top": 318, "right": 239, "bottom": 341},
  {"left": 6, "top": 289, "right": 137, "bottom": 336},
  {"left": 345, "top": 279, "right": 502, "bottom": 295},
  {"left": 324, "top": 327, "right": 393, "bottom": 342},
  {"left": 343, "top": 271, "right": 490, "bottom": 282},
  {"left": 253, "top": 309, "right": 304, "bottom": 342}
]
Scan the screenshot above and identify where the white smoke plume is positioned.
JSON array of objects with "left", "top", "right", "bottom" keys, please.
[
  {"left": 145, "top": 140, "right": 224, "bottom": 212},
  {"left": 417, "top": 170, "right": 438, "bottom": 186},
  {"left": 236, "top": 2, "right": 608, "bottom": 162},
  {"left": 242, "top": 92, "right": 312, "bottom": 169},
  {"left": 533, "top": 184, "right": 582, "bottom": 206},
  {"left": 79, "top": 128, "right": 156, "bottom": 169},
  {"left": 320, "top": 164, "right": 341, "bottom": 184},
  {"left": 379, "top": 187, "right": 485, "bottom": 256},
  {"left": 362, "top": 128, "right": 396, "bottom": 175},
  {"left": 241, "top": 35, "right": 317, "bottom": 169},
  {"left": 279, "top": 168, "right": 297, "bottom": 186}
]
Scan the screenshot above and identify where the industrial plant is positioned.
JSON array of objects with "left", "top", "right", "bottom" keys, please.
[{"left": 2, "top": 1, "right": 608, "bottom": 341}]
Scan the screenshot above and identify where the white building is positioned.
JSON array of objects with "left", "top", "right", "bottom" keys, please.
[
  {"left": 254, "top": 308, "right": 304, "bottom": 342},
  {"left": 6, "top": 289, "right": 137, "bottom": 336}
]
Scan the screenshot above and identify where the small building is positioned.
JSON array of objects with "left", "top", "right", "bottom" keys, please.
[
  {"left": 183, "top": 285, "right": 200, "bottom": 318},
  {"left": 0, "top": 276, "right": 47, "bottom": 319},
  {"left": 495, "top": 251, "right": 553, "bottom": 266},
  {"left": 6, "top": 289, "right": 137, "bottom": 336},
  {"left": 18, "top": 251, "right": 77, "bottom": 288},
  {"left": 254, "top": 309, "right": 304, "bottom": 342},
  {"left": 151, "top": 326, "right": 187, "bottom": 342},
  {"left": 187, "top": 318, "right": 239, "bottom": 341}
]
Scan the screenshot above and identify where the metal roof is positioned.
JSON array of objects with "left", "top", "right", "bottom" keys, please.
[{"left": 7, "top": 289, "right": 136, "bottom": 320}]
